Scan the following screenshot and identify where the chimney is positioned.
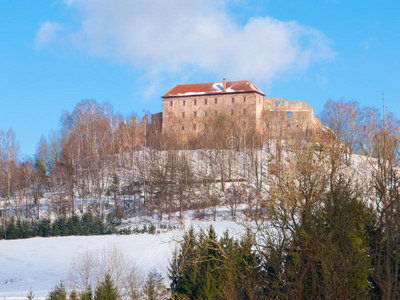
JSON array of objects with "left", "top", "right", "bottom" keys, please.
[{"left": 223, "top": 78, "right": 226, "bottom": 92}]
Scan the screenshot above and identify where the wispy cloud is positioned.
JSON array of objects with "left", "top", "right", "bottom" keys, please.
[
  {"left": 34, "top": 21, "right": 62, "bottom": 50},
  {"left": 36, "top": 0, "right": 336, "bottom": 83},
  {"left": 361, "top": 36, "right": 377, "bottom": 51}
]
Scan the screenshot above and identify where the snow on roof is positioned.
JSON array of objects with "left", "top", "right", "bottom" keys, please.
[
  {"left": 177, "top": 91, "right": 206, "bottom": 96},
  {"left": 162, "top": 80, "right": 265, "bottom": 98},
  {"left": 213, "top": 82, "right": 224, "bottom": 92}
]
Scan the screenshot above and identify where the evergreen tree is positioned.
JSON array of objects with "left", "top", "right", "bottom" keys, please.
[
  {"left": 80, "top": 286, "right": 93, "bottom": 300},
  {"left": 94, "top": 274, "right": 119, "bottom": 300},
  {"left": 21, "top": 220, "right": 30, "bottom": 238},
  {"left": 47, "top": 282, "right": 67, "bottom": 300},
  {"left": 170, "top": 226, "right": 260, "bottom": 300},
  {"left": 38, "top": 218, "right": 51, "bottom": 237},
  {"left": 144, "top": 269, "right": 166, "bottom": 300},
  {"left": 27, "top": 288, "right": 35, "bottom": 300},
  {"left": 34, "top": 159, "right": 47, "bottom": 183},
  {"left": 283, "top": 180, "right": 372, "bottom": 299},
  {"left": 68, "top": 291, "right": 78, "bottom": 300},
  {"left": 170, "top": 227, "right": 199, "bottom": 297},
  {"left": 7, "top": 217, "right": 17, "bottom": 239}
]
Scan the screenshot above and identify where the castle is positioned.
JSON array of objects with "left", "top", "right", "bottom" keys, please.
[{"left": 118, "top": 79, "right": 323, "bottom": 150}]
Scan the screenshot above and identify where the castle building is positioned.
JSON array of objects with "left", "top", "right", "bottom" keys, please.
[
  {"left": 161, "top": 78, "right": 322, "bottom": 139},
  {"left": 118, "top": 79, "right": 323, "bottom": 150}
]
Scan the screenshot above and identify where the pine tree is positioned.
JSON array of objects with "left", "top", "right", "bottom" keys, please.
[
  {"left": 94, "top": 274, "right": 119, "bottom": 300},
  {"left": 27, "top": 288, "right": 35, "bottom": 300},
  {"left": 169, "top": 227, "right": 201, "bottom": 298},
  {"left": 80, "top": 286, "right": 93, "bottom": 300},
  {"left": 34, "top": 159, "right": 47, "bottom": 182},
  {"left": 68, "top": 291, "right": 78, "bottom": 300},
  {"left": 283, "top": 178, "right": 372, "bottom": 299},
  {"left": 170, "top": 226, "right": 260, "bottom": 299},
  {"left": 47, "top": 282, "right": 67, "bottom": 300},
  {"left": 7, "top": 217, "right": 17, "bottom": 239},
  {"left": 144, "top": 269, "right": 166, "bottom": 300}
]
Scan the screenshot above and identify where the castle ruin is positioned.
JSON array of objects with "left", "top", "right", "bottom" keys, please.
[{"left": 118, "top": 79, "right": 323, "bottom": 149}]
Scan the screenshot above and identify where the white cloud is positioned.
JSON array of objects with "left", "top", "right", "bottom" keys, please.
[
  {"left": 34, "top": 22, "right": 62, "bottom": 50},
  {"left": 38, "top": 0, "right": 336, "bottom": 83},
  {"left": 361, "top": 36, "right": 377, "bottom": 51}
]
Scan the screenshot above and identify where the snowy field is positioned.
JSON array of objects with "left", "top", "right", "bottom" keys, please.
[{"left": 0, "top": 218, "right": 243, "bottom": 299}]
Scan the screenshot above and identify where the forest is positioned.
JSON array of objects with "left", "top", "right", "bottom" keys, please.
[{"left": 1, "top": 98, "right": 400, "bottom": 299}]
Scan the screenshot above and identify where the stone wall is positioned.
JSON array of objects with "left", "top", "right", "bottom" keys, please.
[
  {"left": 117, "top": 113, "right": 162, "bottom": 151},
  {"left": 262, "top": 98, "right": 322, "bottom": 138},
  {"left": 161, "top": 93, "right": 322, "bottom": 141},
  {"left": 118, "top": 91, "right": 323, "bottom": 148},
  {"left": 162, "top": 92, "right": 265, "bottom": 139}
]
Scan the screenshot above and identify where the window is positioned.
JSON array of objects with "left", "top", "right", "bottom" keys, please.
[
  {"left": 243, "top": 121, "right": 246, "bottom": 127},
  {"left": 232, "top": 98, "right": 235, "bottom": 103},
  {"left": 205, "top": 99, "right": 208, "bottom": 105},
  {"left": 243, "top": 109, "right": 246, "bottom": 115},
  {"left": 194, "top": 124, "right": 197, "bottom": 130},
  {"left": 183, "top": 100, "right": 186, "bottom": 106},
  {"left": 244, "top": 97, "right": 246, "bottom": 102},
  {"left": 205, "top": 111, "right": 208, "bottom": 117},
  {"left": 287, "top": 112, "right": 292, "bottom": 119},
  {"left": 215, "top": 98, "right": 218, "bottom": 104},
  {"left": 182, "top": 125, "right": 185, "bottom": 130},
  {"left": 182, "top": 112, "right": 185, "bottom": 118},
  {"left": 231, "top": 110, "right": 234, "bottom": 115},
  {"left": 266, "top": 124, "right": 269, "bottom": 128},
  {"left": 215, "top": 111, "right": 217, "bottom": 116},
  {"left": 275, "top": 100, "right": 279, "bottom": 106},
  {"left": 205, "top": 123, "right": 208, "bottom": 129},
  {"left": 194, "top": 111, "right": 197, "bottom": 118},
  {"left": 194, "top": 99, "right": 197, "bottom": 105},
  {"left": 170, "top": 101, "right": 173, "bottom": 107}
]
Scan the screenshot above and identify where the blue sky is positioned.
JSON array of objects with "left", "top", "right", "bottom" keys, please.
[{"left": 0, "top": 0, "right": 399, "bottom": 157}]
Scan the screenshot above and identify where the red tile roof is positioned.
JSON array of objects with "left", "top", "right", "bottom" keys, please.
[{"left": 162, "top": 80, "right": 265, "bottom": 98}]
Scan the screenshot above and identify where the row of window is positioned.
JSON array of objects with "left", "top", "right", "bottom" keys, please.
[
  {"left": 182, "top": 109, "right": 247, "bottom": 118},
  {"left": 181, "top": 121, "right": 296, "bottom": 131},
  {"left": 181, "top": 122, "right": 246, "bottom": 131},
  {"left": 170, "top": 96, "right": 247, "bottom": 107}
]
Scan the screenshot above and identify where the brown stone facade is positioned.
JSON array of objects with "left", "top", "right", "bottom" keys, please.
[
  {"left": 118, "top": 79, "right": 323, "bottom": 149},
  {"left": 162, "top": 90, "right": 265, "bottom": 139},
  {"left": 117, "top": 113, "right": 162, "bottom": 151},
  {"left": 263, "top": 98, "right": 323, "bottom": 139},
  {"left": 161, "top": 79, "right": 322, "bottom": 141}
]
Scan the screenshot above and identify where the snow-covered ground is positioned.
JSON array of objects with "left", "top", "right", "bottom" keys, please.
[{"left": 0, "top": 215, "right": 243, "bottom": 299}]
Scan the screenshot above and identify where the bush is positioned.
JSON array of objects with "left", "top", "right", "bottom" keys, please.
[
  {"left": 119, "top": 228, "right": 131, "bottom": 235},
  {"left": 149, "top": 223, "right": 156, "bottom": 235}
]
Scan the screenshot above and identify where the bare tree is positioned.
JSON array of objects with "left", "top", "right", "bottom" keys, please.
[
  {"left": 69, "top": 250, "right": 99, "bottom": 293},
  {"left": 367, "top": 110, "right": 400, "bottom": 299},
  {"left": 68, "top": 245, "right": 143, "bottom": 298}
]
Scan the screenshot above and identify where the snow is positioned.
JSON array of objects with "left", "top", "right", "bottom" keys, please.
[
  {"left": 250, "top": 82, "right": 264, "bottom": 94},
  {"left": 176, "top": 91, "right": 206, "bottom": 96},
  {"left": 0, "top": 218, "right": 242, "bottom": 299},
  {"left": 0, "top": 146, "right": 377, "bottom": 298},
  {"left": 212, "top": 82, "right": 223, "bottom": 92}
]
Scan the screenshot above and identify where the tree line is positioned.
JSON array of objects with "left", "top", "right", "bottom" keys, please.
[
  {"left": 0, "top": 98, "right": 397, "bottom": 222},
  {"left": 0, "top": 98, "right": 272, "bottom": 225},
  {"left": 11, "top": 97, "right": 400, "bottom": 299}
]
